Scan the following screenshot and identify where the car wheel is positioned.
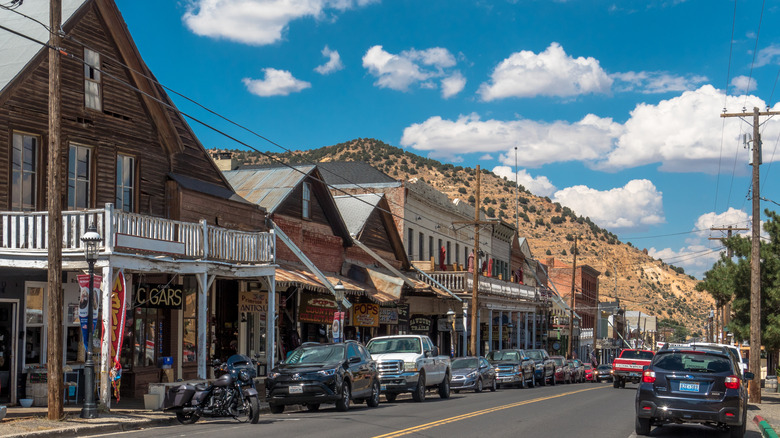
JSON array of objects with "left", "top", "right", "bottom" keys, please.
[
  {"left": 269, "top": 403, "right": 285, "bottom": 414},
  {"left": 490, "top": 377, "right": 497, "bottom": 392},
  {"left": 306, "top": 403, "right": 320, "bottom": 412},
  {"left": 729, "top": 422, "right": 746, "bottom": 438},
  {"left": 521, "top": 377, "right": 527, "bottom": 389},
  {"left": 619, "top": 379, "right": 626, "bottom": 389},
  {"left": 335, "top": 382, "right": 351, "bottom": 412},
  {"left": 550, "top": 374, "right": 556, "bottom": 386},
  {"left": 367, "top": 380, "right": 381, "bottom": 408},
  {"left": 385, "top": 392, "right": 397, "bottom": 402},
  {"left": 412, "top": 373, "right": 426, "bottom": 402},
  {"left": 635, "top": 416, "right": 651, "bottom": 436},
  {"left": 539, "top": 376, "right": 545, "bottom": 386},
  {"left": 613, "top": 379, "right": 620, "bottom": 388},
  {"left": 495, "top": 383, "right": 501, "bottom": 389},
  {"left": 529, "top": 376, "right": 535, "bottom": 388},
  {"left": 438, "top": 373, "right": 451, "bottom": 399},
  {"left": 475, "top": 378, "right": 483, "bottom": 393}
]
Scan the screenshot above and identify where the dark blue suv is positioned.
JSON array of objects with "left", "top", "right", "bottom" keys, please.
[{"left": 635, "top": 345, "right": 754, "bottom": 437}]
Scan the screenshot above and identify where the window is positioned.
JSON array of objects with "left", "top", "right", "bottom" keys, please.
[
  {"left": 68, "top": 144, "right": 92, "bottom": 209},
  {"left": 446, "top": 241, "right": 451, "bottom": 265},
  {"left": 24, "top": 283, "right": 46, "bottom": 366},
  {"left": 428, "top": 236, "right": 434, "bottom": 259},
  {"left": 407, "top": 228, "right": 414, "bottom": 257},
  {"left": 116, "top": 154, "right": 135, "bottom": 212},
  {"left": 182, "top": 289, "right": 197, "bottom": 364},
  {"left": 418, "top": 232, "right": 423, "bottom": 260},
  {"left": 302, "top": 182, "right": 311, "bottom": 220},
  {"left": 12, "top": 133, "right": 39, "bottom": 211},
  {"left": 455, "top": 243, "right": 460, "bottom": 265},
  {"left": 132, "top": 308, "right": 160, "bottom": 368},
  {"left": 84, "top": 48, "right": 101, "bottom": 110}
]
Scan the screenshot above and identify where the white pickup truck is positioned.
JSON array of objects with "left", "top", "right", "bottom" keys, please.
[{"left": 365, "top": 335, "right": 451, "bottom": 402}]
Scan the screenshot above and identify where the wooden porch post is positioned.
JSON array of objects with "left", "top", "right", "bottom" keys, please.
[{"left": 99, "top": 266, "right": 113, "bottom": 410}]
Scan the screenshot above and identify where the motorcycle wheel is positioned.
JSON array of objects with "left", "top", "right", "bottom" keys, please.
[
  {"left": 247, "top": 396, "right": 260, "bottom": 424},
  {"left": 176, "top": 411, "right": 200, "bottom": 425}
]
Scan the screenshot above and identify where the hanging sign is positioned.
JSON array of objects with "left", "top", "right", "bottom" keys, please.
[
  {"left": 239, "top": 291, "right": 268, "bottom": 319},
  {"left": 135, "top": 284, "right": 184, "bottom": 309},
  {"left": 352, "top": 303, "right": 379, "bottom": 327},
  {"left": 332, "top": 311, "right": 345, "bottom": 343},
  {"left": 379, "top": 307, "right": 399, "bottom": 325},
  {"left": 298, "top": 293, "right": 337, "bottom": 324},
  {"left": 409, "top": 315, "right": 432, "bottom": 334},
  {"left": 397, "top": 304, "right": 410, "bottom": 331},
  {"left": 77, "top": 274, "right": 102, "bottom": 352}
]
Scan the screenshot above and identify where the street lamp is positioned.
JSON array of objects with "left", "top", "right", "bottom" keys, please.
[
  {"left": 80, "top": 223, "right": 102, "bottom": 419},
  {"left": 447, "top": 309, "right": 456, "bottom": 357},
  {"left": 334, "top": 281, "right": 345, "bottom": 343}
]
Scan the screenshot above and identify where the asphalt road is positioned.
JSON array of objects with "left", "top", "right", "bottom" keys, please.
[{"left": 93, "top": 381, "right": 764, "bottom": 438}]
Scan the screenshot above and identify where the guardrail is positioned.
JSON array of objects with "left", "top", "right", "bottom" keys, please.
[
  {"left": 417, "top": 271, "right": 540, "bottom": 301},
  {"left": 0, "top": 204, "right": 274, "bottom": 264}
]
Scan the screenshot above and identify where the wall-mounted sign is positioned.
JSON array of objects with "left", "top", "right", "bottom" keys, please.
[
  {"left": 352, "top": 303, "right": 379, "bottom": 327},
  {"left": 379, "top": 308, "right": 398, "bottom": 325},
  {"left": 397, "top": 304, "right": 410, "bottom": 331},
  {"left": 298, "top": 292, "right": 337, "bottom": 324},
  {"left": 409, "top": 315, "right": 432, "bottom": 334},
  {"left": 135, "top": 284, "right": 184, "bottom": 309},
  {"left": 437, "top": 318, "right": 465, "bottom": 332},
  {"left": 239, "top": 291, "right": 268, "bottom": 313}
]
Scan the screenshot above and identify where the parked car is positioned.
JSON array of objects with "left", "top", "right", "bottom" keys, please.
[
  {"left": 635, "top": 345, "right": 753, "bottom": 437},
  {"left": 584, "top": 364, "right": 594, "bottom": 382},
  {"left": 485, "top": 349, "right": 535, "bottom": 389},
  {"left": 525, "top": 349, "right": 555, "bottom": 386},
  {"left": 550, "top": 356, "right": 571, "bottom": 384},
  {"left": 569, "top": 359, "right": 585, "bottom": 383},
  {"left": 266, "top": 341, "right": 380, "bottom": 413},
  {"left": 594, "top": 364, "right": 613, "bottom": 383},
  {"left": 366, "top": 335, "right": 451, "bottom": 402},
  {"left": 451, "top": 356, "right": 497, "bottom": 393}
]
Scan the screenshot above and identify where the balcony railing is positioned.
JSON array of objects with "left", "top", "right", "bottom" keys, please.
[
  {"left": 418, "top": 271, "right": 540, "bottom": 301},
  {"left": 0, "top": 204, "right": 274, "bottom": 264}
]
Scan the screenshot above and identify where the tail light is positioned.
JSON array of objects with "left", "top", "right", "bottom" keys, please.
[
  {"left": 725, "top": 376, "right": 740, "bottom": 389},
  {"left": 642, "top": 369, "right": 656, "bottom": 383}
]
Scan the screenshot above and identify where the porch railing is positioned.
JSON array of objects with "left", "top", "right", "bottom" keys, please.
[
  {"left": 417, "top": 271, "right": 540, "bottom": 301},
  {"left": 0, "top": 204, "right": 274, "bottom": 264}
]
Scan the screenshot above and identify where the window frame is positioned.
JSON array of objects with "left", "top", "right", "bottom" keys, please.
[
  {"left": 84, "top": 48, "right": 102, "bottom": 111},
  {"left": 11, "top": 131, "right": 40, "bottom": 212},
  {"left": 302, "top": 182, "right": 311, "bottom": 220},
  {"left": 68, "top": 143, "right": 93, "bottom": 209},
  {"left": 116, "top": 154, "right": 136, "bottom": 212},
  {"left": 23, "top": 282, "right": 47, "bottom": 368}
]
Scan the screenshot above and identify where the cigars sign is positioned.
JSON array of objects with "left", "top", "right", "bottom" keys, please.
[{"left": 135, "top": 284, "right": 185, "bottom": 309}]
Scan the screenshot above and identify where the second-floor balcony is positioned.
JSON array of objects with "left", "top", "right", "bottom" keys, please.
[
  {"left": 0, "top": 204, "right": 274, "bottom": 265},
  {"left": 415, "top": 270, "right": 542, "bottom": 302}
]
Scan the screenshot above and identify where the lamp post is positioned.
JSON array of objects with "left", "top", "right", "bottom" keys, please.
[
  {"left": 334, "top": 281, "right": 345, "bottom": 343},
  {"left": 447, "top": 309, "right": 456, "bottom": 357},
  {"left": 80, "top": 223, "right": 102, "bottom": 419}
]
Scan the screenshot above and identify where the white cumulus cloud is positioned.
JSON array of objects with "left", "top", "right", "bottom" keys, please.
[
  {"left": 756, "top": 44, "right": 780, "bottom": 67},
  {"left": 477, "top": 42, "right": 612, "bottom": 100},
  {"left": 551, "top": 179, "right": 664, "bottom": 230},
  {"left": 242, "top": 68, "right": 311, "bottom": 96},
  {"left": 611, "top": 71, "right": 708, "bottom": 94},
  {"left": 362, "top": 45, "right": 462, "bottom": 95},
  {"left": 646, "top": 244, "right": 720, "bottom": 279},
  {"left": 315, "top": 46, "right": 344, "bottom": 75},
  {"left": 730, "top": 75, "right": 757, "bottom": 93},
  {"left": 694, "top": 208, "right": 751, "bottom": 238},
  {"left": 492, "top": 166, "right": 557, "bottom": 197},
  {"left": 183, "top": 0, "right": 377, "bottom": 46}
]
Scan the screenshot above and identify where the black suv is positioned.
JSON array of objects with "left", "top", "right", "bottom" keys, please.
[
  {"left": 525, "top": 349, "right": 556, "bottom": 386},
  {"left": 486, "top": 349, "right": 535, "bottom": 388},
  {"left": 266, "top": 341, "right": 380, "bottom": 413},
  {"left": 635, "top": 345, "right": 754, "bottom": 437}
]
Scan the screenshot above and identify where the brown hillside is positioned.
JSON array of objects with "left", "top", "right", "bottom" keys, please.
[{"left": 216, "top": 138, "right": 713, "bottom": 336}]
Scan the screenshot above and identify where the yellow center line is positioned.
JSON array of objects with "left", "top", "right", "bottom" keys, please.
[{"left": 372, "top": 386, "right": 607, "bottom": 438}]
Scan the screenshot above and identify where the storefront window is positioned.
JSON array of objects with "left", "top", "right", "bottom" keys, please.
[
  {"left": 133, "top": 308, "right": 158, "bottom": 367},
  {"left": 183, "top": 289, "right": 196, "bottom": 364},
  {"left": 25, "top": 285, "right": 45, "bottom": 366}
]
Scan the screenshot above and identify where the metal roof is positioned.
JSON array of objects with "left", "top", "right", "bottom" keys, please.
[
  {"left": 223, "top": 165, "right": 315, "bottom": 213},
  {"left": 318, "top": 161, "right": 398, "bottom": 187},
  {"left": 333, "top": 193, "right": 382, "bottom": 236},
  {"left": 0, "top": 0, "right": 87, "bottom": 94}
]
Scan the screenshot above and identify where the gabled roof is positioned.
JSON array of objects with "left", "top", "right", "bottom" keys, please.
[
  {"left": 168, "top": 173, "right": 253, "bottom": 205},
  {"left": 0, "top": 0, "right": 88, "bottom": 94},
  {"left": 224, "top": 165, "right": 315, "bottom": 213},
  {"left": 333, "top": 193, "right": 382, "bottom": 236},
  {"left": 318, "top": 161, "right": 400, "bottom": 188}
]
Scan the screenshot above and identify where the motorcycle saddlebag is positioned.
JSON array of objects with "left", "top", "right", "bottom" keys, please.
[{"left": 163, "top": 384, "right": 196, "bottom": 409}]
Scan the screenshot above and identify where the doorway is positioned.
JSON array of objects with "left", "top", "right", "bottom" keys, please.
[{"left": 0, "top": 300, "right": 18, "bottom": 403}]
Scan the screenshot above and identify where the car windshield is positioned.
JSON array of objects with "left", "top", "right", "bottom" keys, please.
[
  {"left": 367, "top": 337, "right": 421, "bottom": 354},
  {"left": 620, "top": 350, "right": 654, "bottom": 360},
  {"left": 525, "top": 350, "right": 544, "bottom": 360},
  {"left": 654, "top": 352, "right": 732, "bottom": 373},
  {"left": 584, "top": 364, "right": 593, "bottom": 370},
  {"left": 597, "top": 365, "right": 611, "bottom": 371},
  {"left": 285, "top": 344, "right": 345, "bottom": 365},
  {"left": 452, "top": 358, "right": 479, "bottom": 369},
  {"left": 552, "top": 357, "right": 565, "bottom": 366},
  {"left": 487, "top": 351, "right": 520, "bottom": 361}
]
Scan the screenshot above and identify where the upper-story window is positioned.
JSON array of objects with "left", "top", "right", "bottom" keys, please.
[
  {"left": 302, "top": 182, "right": 311, "bottom": 219},
  {"left": 11, "top": 132, "right": 38, "bottom": 211},
  {"left": 84, "top": 48, "right": 101, "bottom": 111},
  {"left": 116, "top": 154, "right": 135, "bottom": 212},
  {"left": 68, "top": 144, "right": 92, "bottom": 209},
  {"left": 407, "top": 228, "right": 414, "bottom": 258}
]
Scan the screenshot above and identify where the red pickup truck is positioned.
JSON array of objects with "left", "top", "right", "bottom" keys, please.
[{"left": 611, "top": 349, "right": 654, "bottom": 388}]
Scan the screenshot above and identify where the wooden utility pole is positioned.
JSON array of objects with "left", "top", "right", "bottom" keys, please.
[
  {"left": 47, "top": 0, "right": 64, "bottom": 420},
  {"left": 709, "top": 225, "right": 747, "bottom": 344},
  {"left": 453, "top": 166, "right": 494, "bottom": 356},
  {"left": 721, "top": 107, "right": 780, "bottom": 403},
  {"left": 567, "top": 236, "right": 577, "bottom": 359}
]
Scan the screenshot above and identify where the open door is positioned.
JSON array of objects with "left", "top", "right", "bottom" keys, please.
[{"left": 0, "top": 300, "right": 18, "bottom": 403}]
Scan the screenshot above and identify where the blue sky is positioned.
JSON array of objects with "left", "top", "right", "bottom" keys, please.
[{"left": 112, "top": 0, "right": 780, "bottom": 279}]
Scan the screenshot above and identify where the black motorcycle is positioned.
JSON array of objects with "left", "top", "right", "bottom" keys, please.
[{"left": 163, "top": 354, "right": 261, "bottom": 424}]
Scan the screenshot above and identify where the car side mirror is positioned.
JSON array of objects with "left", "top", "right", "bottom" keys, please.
[
  {"left": 432, "top": 347, "right": 439, "bottom": 357},
  {"left": 744, "top": 372, "right": 755, "bottom": 381},
  {"left": 349, "top": 356, "right": 361, "bottom": 364},
  {"left": 424, "top": 350, "right": 432, "bottom": 358}
]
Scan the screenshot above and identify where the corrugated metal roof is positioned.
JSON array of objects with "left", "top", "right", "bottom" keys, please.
[
  {"left": 0, "top": 0, "right": 87, "bottom": 94},
  {"left": 168, "top": 173, "right": 252, "bottom": 204},
  {"left": 223, "top": 166, "right": 314, "bottom": 213},
  {"left": 333, "top": 194, "right": 382, "bottom": 236}
]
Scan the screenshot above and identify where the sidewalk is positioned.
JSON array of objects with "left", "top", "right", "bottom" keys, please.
[{"left": 751, "top": 389, "right": 780, "bottom": 437}]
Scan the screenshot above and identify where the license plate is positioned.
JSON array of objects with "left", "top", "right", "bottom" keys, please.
[
  {"left": 288, "top": 385, "right": 303, "bottom": 394},
  {"left": 679, "top": 382, "right": 700, "bottom": 392},
  {"left": 381, "top": 385, "right": 387, "bottom": 391}
]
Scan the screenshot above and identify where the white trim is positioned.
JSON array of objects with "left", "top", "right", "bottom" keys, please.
[{"left": 22, "top": 281, "right": 47, "bottom": 369}]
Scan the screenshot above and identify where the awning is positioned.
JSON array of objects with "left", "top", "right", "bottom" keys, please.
[
  {"left": 276, "top": 264, "right": 366, "bottom": 296},
  {"left": 344, "top": 264, "right": 401, "bottom": 304}
]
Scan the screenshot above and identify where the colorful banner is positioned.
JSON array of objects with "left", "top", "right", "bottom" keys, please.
[
  {"left": 110, "top": 271, "right": 126, "bottom": 401},
  {"left": 351, "top": 303, "right": 379, "bottom": 327},
  {"left": 77, "top": 274, "right": 101, "bottom": 353}
]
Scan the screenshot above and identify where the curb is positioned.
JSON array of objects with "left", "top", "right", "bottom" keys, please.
[
  {"left": 754, "top": 415, "right": 780, "bottom": 438},
  {"left": 2, "top": 416, "right": 176, "bottom": 438}
]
